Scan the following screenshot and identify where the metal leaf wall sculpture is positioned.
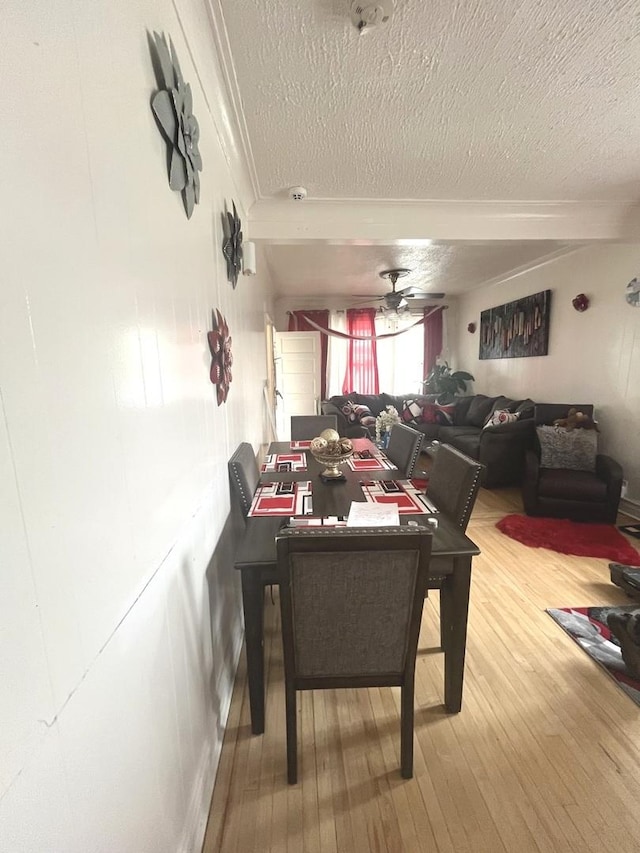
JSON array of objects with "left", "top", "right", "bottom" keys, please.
[
  {"left": 150, "top": 31, "right": 202, "bottom": 218},
  {"left": 222, "top": 202, "right": 243, "bottom": 288},
  {"left": 208, "top": 310, "right": 233, "bottom": 405}
]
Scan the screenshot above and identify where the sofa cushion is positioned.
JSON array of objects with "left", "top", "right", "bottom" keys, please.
[
  {"left": 466, "top": 395, "right": 497, "bottom": 427},
  {"left": 536, "top": 425, "right": 597, "bottom": 472},
  {"left": 453, "top": 396, "right": 474, "bottom": 426},
  {"left": 484, "top": 409, "right": 521, "bottom": 429},
  {"left": 490, "top": 396, "right": 514, "bottom": 414},
  {"left": 445, "top": 432, "right": 481, "bottom": 460},
  {"left": 538, "top": 468, "right": 607, "bottom": 502}
]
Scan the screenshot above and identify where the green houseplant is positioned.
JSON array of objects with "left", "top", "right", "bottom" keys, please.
[{"left": 422, "top": 361, "right": 474, "bottom": 403}]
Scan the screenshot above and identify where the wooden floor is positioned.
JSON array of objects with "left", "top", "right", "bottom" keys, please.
[{"left": 204, "top": 488, "right": 640, "bottom": 853}]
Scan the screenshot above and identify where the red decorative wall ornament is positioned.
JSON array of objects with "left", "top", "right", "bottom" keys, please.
[
  {"left": 208, "top": 309, "right": 233, "bottom": 405},
  {"left": 572, "top": 293, "right": 590, "bottom": 312},
  {"left": 467, "top": 322, "right": 477, "bottom": 333}
]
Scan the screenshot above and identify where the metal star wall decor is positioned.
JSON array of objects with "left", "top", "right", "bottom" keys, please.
[
  {"left": 222, "top": 201, "right": 243, "bottom": 288},
  {"left": 208, "top": 309, "right": 233, "bottom": 405},
  {"left": 149, "top": 31, "right": 202, "bottom": 219}
]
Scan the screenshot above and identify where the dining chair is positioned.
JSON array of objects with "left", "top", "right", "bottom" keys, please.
[
  {"left": 276, "top": 525, "right": 433, "bottom": 783},
  {"left": 425, "top": 443, "right": 484, "bottom": 648},
  {"left": 386, "top": 423, "right": 424, "bottom": 477},
  {"left": 228, "top": 442, "right": 260, "bottom": 519},
  {"left": 290, "top": 414, "right": 338, "bottom": 440}
]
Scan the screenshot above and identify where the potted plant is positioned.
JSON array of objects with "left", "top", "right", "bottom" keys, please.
[{"left": 422, "top": 361, "right": 474, "bottom": 403}]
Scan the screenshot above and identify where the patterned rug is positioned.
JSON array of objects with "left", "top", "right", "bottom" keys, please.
[
  {"left": 546, "top": 606, "right": 640, "bottom": 706},
  {"left": 497, "top": 514, "right": 640, "bottom": 562}
]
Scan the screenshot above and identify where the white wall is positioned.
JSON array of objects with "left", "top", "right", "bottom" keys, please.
[
  {"left": 455, "top": 244, "right": 640, "bottom": 506},
  {"left": 0, "top": 1, "right": 272, "bottom": 851}
]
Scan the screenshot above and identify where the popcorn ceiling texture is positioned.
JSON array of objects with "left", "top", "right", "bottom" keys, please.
[{"left": 219, "top": 0, "right": 640, "bottom": 200}]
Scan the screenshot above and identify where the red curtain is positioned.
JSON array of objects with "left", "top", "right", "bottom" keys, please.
[
  {"left": 423, "top": 308, "right": 443, "bottom": 380},
  {"left": 288, "top": 310, "right": 329, "bottom": 400},
  {"left": 342, "top": 308, "right": 379, "bottom": 394}
]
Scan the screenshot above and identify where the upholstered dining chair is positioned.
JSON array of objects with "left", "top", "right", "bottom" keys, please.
[
  {"left": 290, "top": 414, "right": 338, "bottom": 440},
  {"left": 522, "top": 403, "right": 623, "bottom": 523},
  {"left": 386, "top": 423, "right": 424, "bottom": 477},
  {"left": 425, "top": 444, "right": 484, "bottom": 648},
  {"left": 228, "top": 442, "right": 260, "bottom": 520},
  {"left": 276, "top": 526, "right": 433, "bottom": 783}
]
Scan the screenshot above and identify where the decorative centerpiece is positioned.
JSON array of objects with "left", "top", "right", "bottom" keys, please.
[
  {"left": 309, "top": 429, "right": 353, "bottom": 479},
  {"left": 375, "top": 405, "right": 400, "bottom": 447}
]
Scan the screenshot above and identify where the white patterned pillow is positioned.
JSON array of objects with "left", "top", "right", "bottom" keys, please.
[
  {"left": 341, "top": 401, "right": 376, "bottom": 427},
  {"left": 483, "top": 409, "right": 521, "bottom": 429},
  {"left": 536, "top": 425, "right": 597, "bottom": 471},
  {"left": 401, "top": 399, "right": 424, "bottom": 425}
]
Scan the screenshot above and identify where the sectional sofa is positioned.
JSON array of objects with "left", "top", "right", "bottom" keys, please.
[{"left": 321, "top": 392, "right": 536, "bottom": 487}]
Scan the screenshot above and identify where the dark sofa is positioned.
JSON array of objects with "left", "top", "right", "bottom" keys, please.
[{"left": 321, "top": 392, "right": 536, "bottom": 488}]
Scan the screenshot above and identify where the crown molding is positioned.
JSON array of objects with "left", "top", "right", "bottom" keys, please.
[
  {"left": 249, "top": 199, "right": 640, "bottom": 243},
  {"left": 203, "top": 0, "right": 261, "bottom": 201}
]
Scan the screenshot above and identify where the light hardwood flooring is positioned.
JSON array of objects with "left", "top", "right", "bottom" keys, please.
[{"left": 204, "top": 487, "right": 640, "bottom": 853}]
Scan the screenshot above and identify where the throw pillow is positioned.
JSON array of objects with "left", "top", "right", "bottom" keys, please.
[
  {"left": 434, "top": 403, "right": 455, "bottom": 425},
  {"left": 341, "top": 401, "right": 376, "bottom": 427},
  {"left": 483, "top": 409, "right": 521, "bottom": 429},
  {"left": 401, "top": 399, "right": 423, "bottom": 425},
  {"left": 536, "top": 425, "right": 597, "bottom": 472},
  {"left": 418, "top": 402, "right": 456, "bottom": 425}
]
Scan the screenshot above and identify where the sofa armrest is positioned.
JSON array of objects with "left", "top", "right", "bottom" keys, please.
[
  {"left": 478, "top": 419, "right": 536, "bottom": 487},
  {"left": 596, "top": 454, "right": 624, "bottom": 512}
]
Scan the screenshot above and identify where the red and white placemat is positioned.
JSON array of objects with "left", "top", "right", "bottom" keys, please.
[
  {"left": 346, "top": 449, "right": 395, "bottom": 472},
  {"left": 290, "top": 440, "right": 311, "bottom": 450},
  {"left": 359, "top": 479, "right": 438, "bottom": 515},
  {"left": 261, "top": 452, "right": 307, "bottom": 473},
  {"left": 248, "top": 481, "right": 313, "bottom": 517}
]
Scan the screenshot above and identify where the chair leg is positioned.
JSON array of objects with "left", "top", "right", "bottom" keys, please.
[
  {"left": 439, "top": 587, "right": 451, "bottom": 652},
  {"left": 400, "top": 683, "right": 414, "bottom": 779},
  {"left": 285, "top": 682, "right": 298, "bottom": 784}
]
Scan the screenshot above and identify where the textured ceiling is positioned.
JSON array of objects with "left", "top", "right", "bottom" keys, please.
[
  {"left": 218, "top": 0, "right": 640, "bottom": 201},
  {"left": 264, "top": 241, "right": 573, "bottom": 299}
]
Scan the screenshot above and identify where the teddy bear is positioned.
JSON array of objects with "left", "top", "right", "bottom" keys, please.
[{"left": 553, "top": 407, "right": 599, "bottom": 431}]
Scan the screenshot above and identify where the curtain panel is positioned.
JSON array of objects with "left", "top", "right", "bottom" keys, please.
[
  {"left": 423, "top": 307, "right": 443, "bottom": 379},
  {"left": 342, "top": 308, "right": 379, "bottom": 395}
]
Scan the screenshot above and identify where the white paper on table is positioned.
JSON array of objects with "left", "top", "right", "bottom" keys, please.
[{"left": 346, "top": 501, "right": 400, "bottom": 527}]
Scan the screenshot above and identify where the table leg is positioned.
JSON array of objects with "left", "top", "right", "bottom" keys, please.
[
  {"left": 441, "top": 555, "right": 472, "bottom": 713},
  {"left": 241, "top": 571, "right": 265, "bottom": 734}
]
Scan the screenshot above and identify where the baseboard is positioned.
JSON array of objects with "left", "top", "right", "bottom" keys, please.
[
  {"left": 179, "top": 621, "right": 244, "bottom": 853},
  {"left": 620, "top": 497, "right": 640, "bottom": 521}
]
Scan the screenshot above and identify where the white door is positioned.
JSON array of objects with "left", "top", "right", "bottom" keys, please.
[{"left": 274, "top": 331, "right": 321, "bottom": 440}]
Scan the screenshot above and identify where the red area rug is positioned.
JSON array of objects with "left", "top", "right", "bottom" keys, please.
[{"left": 497, "top": 514, "right": 640, "bottom": 562}]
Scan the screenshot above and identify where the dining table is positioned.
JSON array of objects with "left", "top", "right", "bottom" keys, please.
[{"left": 234, "top": 438, "right": 481, "bottom": 735}]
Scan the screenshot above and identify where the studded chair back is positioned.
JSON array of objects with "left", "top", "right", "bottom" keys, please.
[
  {"left": 290, "top": 414, "right": 338, "bottom": 440},
  {"left": 276, "top": 526, "right": 433, "bottom": 783},
  {"left": 385, "top": 424, "right": 424, "bottom": 477},
  {"left": 228, "top": 442, "right": 260, "bottom": 518},
  {"left": 427, "top": 443, "right": 484, "bottom": 532}
]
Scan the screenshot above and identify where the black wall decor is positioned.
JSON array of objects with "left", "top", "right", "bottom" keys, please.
[
  {"left": 222, "top": 202, "right": 243, "bottom": 288},
  {"left": 479, "top": 290, "right": 551, "bottom": 359},
  {"left": 149, "top": 32, "right": 202, "bottom": 219}
]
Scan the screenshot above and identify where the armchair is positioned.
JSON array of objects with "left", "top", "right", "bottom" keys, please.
[{"left": 522, "top": 404, "right": 623, "bottom": 523}]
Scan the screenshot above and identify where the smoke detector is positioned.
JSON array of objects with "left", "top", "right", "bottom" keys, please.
[
  {"left": 288, "top": 185, "right": 307, "bottom": 201},
  {"left": 350, "top": 1, "right": 394, "bottom": 32}
]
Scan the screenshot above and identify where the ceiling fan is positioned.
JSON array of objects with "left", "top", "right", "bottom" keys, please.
[{"left": 355, "top": 268, "right": 445, "bottom": 311}]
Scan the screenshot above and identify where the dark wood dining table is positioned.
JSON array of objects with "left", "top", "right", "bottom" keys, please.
[{"left": 234, "top": 439, "right": 481, "bottom": 735}]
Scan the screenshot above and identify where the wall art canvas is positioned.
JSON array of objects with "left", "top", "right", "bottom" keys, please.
[{"left": 479, "top": 290, "right": 551, "bottom": 359}]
